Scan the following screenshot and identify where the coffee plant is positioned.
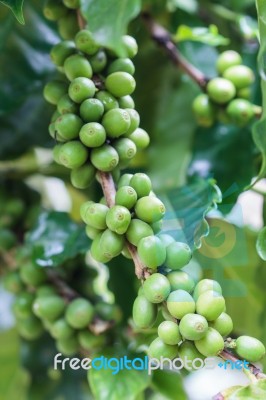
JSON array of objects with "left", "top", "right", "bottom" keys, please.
[{"left": 1, "top": 0, "right": 266, "bottom": 399}]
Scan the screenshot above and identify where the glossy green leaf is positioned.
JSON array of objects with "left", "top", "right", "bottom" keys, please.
[
  {"left": 25, "top": 211, "right": 90, "bottom": 267},
  {"left": 256, "top": 226, "right": 266, "bottom": 260},
  {"left": 0, "top": 1, "right": 57, "bottom": 160},
  {"left": 80, "top": 0, "right": 141, "bottom": 57},
  {"left": 151, "top": 370, "right": 187, "bottom": 400},
  {"left": 163, "top": 178, "right": 222, "bottom": 248},
  {"left": 175, "top": 24, "right": 229, "bottom": 46},
  {"left": 252, "top": 1, "right": 266, "bottom": 184},
  {"left": 0, "top": 0, "right": 24, "bottom": 24},
  {"left": 88, "top": 351, "right": 150, "bottom": 400}
]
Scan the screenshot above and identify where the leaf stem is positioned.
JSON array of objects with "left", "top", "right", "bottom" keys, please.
[{"left": 142, "top": 12, "right": 209, "bottom": 90}]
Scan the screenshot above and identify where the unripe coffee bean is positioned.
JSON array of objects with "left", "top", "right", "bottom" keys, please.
[{"left": 143, "top": 273, "right": 171, "bottom": 303}]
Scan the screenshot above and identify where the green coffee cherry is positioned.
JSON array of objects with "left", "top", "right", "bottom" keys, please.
[
  {"left": 55, "top": 113, "right": 83, "bottom": 140},
  {"left": 75, "top": 29, "right": 99, "bottom": 55},
  {"left": 53, "top": 144, "right": 64, "bottom": 164},
  {"left": 126, "top": 219, "right": 153, "bottom": 246},
  {"left": 44, "top": 81, "right": 68, "bottom": 105},
  {"left": 226, "top": 99, "right": 254, "bottom": 125},
  {"left": 138, "top": 236, "right": 166, "bottom": 269},
  {"left": 237, "top": 87, "right": 251, "bottom": 100},
  {"left": 165, "top": 242, "right": 192, "bottom": 270},
  {"left": 68, "top": 77, "right": 96, "bottom": 103},
  {"left": 129, "top": 128, "right": 150, "bottom": 150},
  {"left": 13, "top": 292, "right": 35, "bottom": 319},
  {"left": 147, "top": 337, "right": 178, "bottom": 360},
  {"left": 91, "top": 144, "right": 119, "bottom": 172},
  {"left": 80, "top": 98, "right": 104, "bottom": 122},
  {"left": 178, "top": 341, "right": 204, "bottom": 371},
  {"left": 210, "top": 312, "right": 233, "bottom": 337},
  {"left": 158, "top": 321, "right": 181, "bottom": 345},
  {"left": 70, "top": 163, "right": 95, "bottom": 189},
  {"left": 17, "top": 316, "right": 44, "bottom": 340},
  {"left": 50, "top": 318, "right": 74, "bottom": 339},
  {"left": 58, "top": 13, "right": 79, "bottom": 40},
  {"left": 99, "top": 229, "right": 125, "bottom": 257},
  {"left": 3, "top": 271, "right": 23, "bottom": 294},
  {"left": 43, "top": 0, "right": 68, "bottom": 21},
  {"left": 80, "top": 202, "right": 108, "bottom": 229},
  {"left": 36, "top": 285, "right": 57, "bottom": 297},
  {"left": 79, "top": 122, "right": 106, "bottom": 148},
  {"left": 129, "top": 173, "right": 151, "bottom": 198},
  {"left": 151, "top": 219, "right": 163, "bottom": 235},
  {"left": 66, "top": 298, "right": 94, "bottom": 329},
  {"left": 192, "top": 94, "right": 216, "bottom": 127},
  {"left": 207, "top": 78, "right": 236, "bottom": 104},
  {"left": 64, "top": 54, "right": 93, "bottom": 81},
  {"left": 193, "top": 279, "right": 222, "bottom": 301},
  {"left": 89, "top": 50, "right": 107, "bottom": 73},
  {"left": 216, "top": 50, "right": 242, "bottom": 75},
  {"left": 95, "top": 91, "right": 119, "bottom": 111},
  {"left": 85, "top": 225, "right": 102, "bottom": 240},
  {"left": 63, "top": 0, "right": 80, "bottom": 9},
  {"left": 106, "top": 205, "right": 131, "bottom": 234},
  {"left": 105, "top": 72, "right": 136, "bottom": 97},
  {"left": 196, "top": 290, "right": 225, "bottom": 321},
  {"left": 108, "top": 58, "right": 135, "bottom": 75},
  {"left": 102, "top": 108, "right": 131, "bottom": 138},
  {"left": 33, "top": 295, "right": 66, "bottom": 321},
  {"left": 59, "top": 141, "right": 88, "bottom": 169},
  {"left": 95, "top": 302, "right": 122, "bottom": 322},
  {"left": 117, "top": 173, "right": 133, "bottom": 188},
  {"left": 223, "top": 65, "right": 254, "bottom": 90},
  {"left": 20, "top": 262, "right": 47, "bottom": 287},
  {"left": 235, "top": 336, "right": 265, "bottom": 362},
  {"left": 143, "top": 273, "right": 171, "bottom": 303},
  {"left": 132, "top": 295, "right": 158, "bottom": 329},
  {"left": 195, "top": 327, "right": 224, "bottom": 357},
  {"left": 122, "top": 245, "right": 132, "bottom": 259},
  {"left": 122, "top": 35, "right": 138, "bottom": 59},
  {"left": 56, "top": 336, "right": 79, "bottom": 356},
  {"left": 78, "top": 330, "right": 105, "bottom": 350},
  {"left": 91, "top": 233, "right": 112, "bottom": 263},
  {"left": 135, "top": 196, "right": 165, "bottom": 223},
  {"left": 115, "top": 186, "right": 137, "bottom": 209},
  {"left": 124, "top": 109, "right": 140, "bottom": 136},
  {"left": 50, "top": 40, "right": 76, "bottom": 66},
  {"left": 161, "top": 307, "right": 176, "bottom": 322},
  {"left": 119, "top": 95, "right": 135, "bottom": 109},
  {"left": 57, "top": 94, "right": 78, "bottom": 114},
  {"left": 166, "top": 289, "right": 195, "bottom": 319},
  {"left": 113, "top": 138, "right": 137, "bottom": 164},
  {"left": 167, "top": 271, "right": 195, "bottom": 293},
  {"left": 157, "top": 234, "right": 175, "bottom": 247},
  {"left": 179, "top": 313, "right": 208, "bottom": 340}
]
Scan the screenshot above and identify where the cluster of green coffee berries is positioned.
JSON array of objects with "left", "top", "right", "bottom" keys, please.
[
  {"left": 43, "top": 13, "right": 149, "bottom": 188},
  {"left": 193, "top": 50, "right": 256, "bottom": 127},
  {"left": 4, "top": 255, "right": 121, "bottom": 356},
  {"left": 133, "top": 274, "right": 265, "bottom": 367}
]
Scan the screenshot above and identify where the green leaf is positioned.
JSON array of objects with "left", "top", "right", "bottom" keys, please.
[
  {"left": 0, "top": 0, "right": 25, "bottom": 24},
  {"left": 0, "top": 1, "right": 57, "bottom": 160},
  {"left": 252, "top": 1, "right": 266, "bottom": 183},
  {"left": 174, "top": 24, "right": 229, "bottom": 46},
  {"left": 80, "top": 0, "right": 141, "bottom": 56},
  {"left": 151, "top": 370, "right": 187, "bottom": 400},
  {"left": 256, "top": 226, "right": 266, "bottom": 260},
  {"left": 88, "top": 351, "right": 150, "bottom": 400},
  {"left": 227, "top": 379, "right": 266, "bottom": 399},
  {"left": 25, "top": 211, "right": 90, "bottom": 267},
  {"left": 167, "top": 0, "right": 198, "bottom": 13},
  {"left": 163, "top": 178, "right": 222, "bottom": 248}
]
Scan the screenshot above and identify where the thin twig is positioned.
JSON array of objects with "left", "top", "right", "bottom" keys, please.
[
  {"left": 220, "top": 349, "right": 266, "bottom": 379},
  {"left": 142, "top": 12, "right": 209, "bottom": 90}
]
